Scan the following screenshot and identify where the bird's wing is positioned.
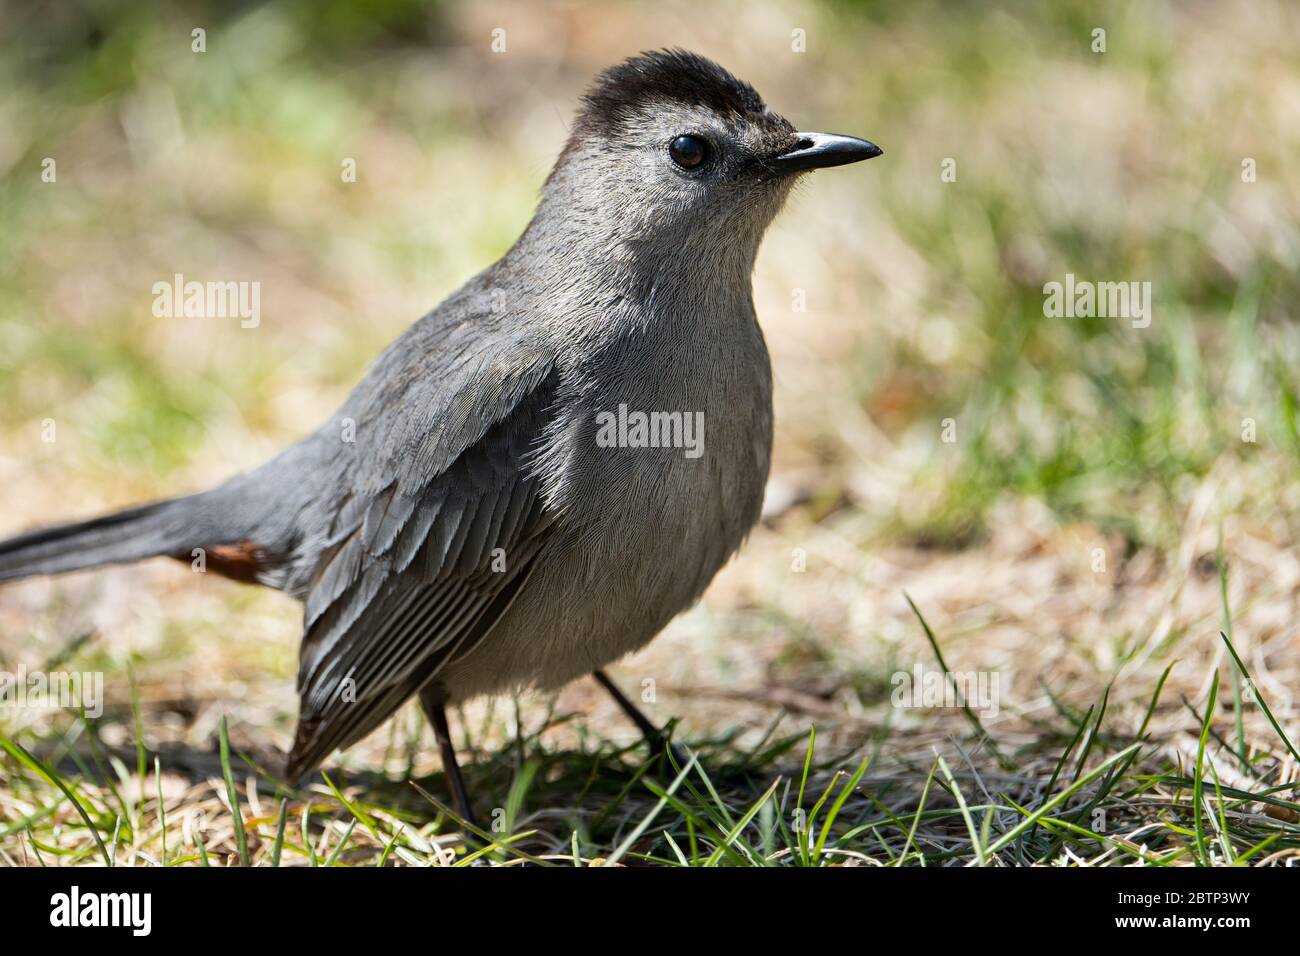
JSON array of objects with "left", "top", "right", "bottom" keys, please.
[{"left": 284, "top": 310, "right": 563, "bottom": 780}]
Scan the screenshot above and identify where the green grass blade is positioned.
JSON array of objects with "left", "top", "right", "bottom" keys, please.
[
  {"left": 705, "top": 778, "right": 781, "bottom": 866},
  {"left": 795, "top": 726, "right": 815, "bottom": 865},
  {"left": 218, "top": 716, "right": 250, "bottom": 866},
  {"left": 270, "top": 798, "right": 288, "bottom": 868},
  {"left": 1217, "top": 532, "right": 1249, "bottom": 770},
  {"left": 128, "top": 661, "right": 147, "bottom": 814},
  {"left": 377, "top": 825, "right": 404, "bottom": 867},
  {"left": 1192, "top": 671, "right": 1220, "bottom": 867},
  {"left": 813, "top": 755, "right": 870, "bottom": 863},
  {"left": 155, "top": 755, "right": 166, "bottom": 865},
  {"left": 324, "top": 820, "right": 356, "bottom": 866},
  {"left": 978, "top": 743, "right": 1142, "bottom": 860},
  {"left": 1220, "top": 631, "right": 1300, "bottom": 764},
  {"left": 906, "top": 592, "right": 1012, "bottom": 770},
  {"left": 936, "top": 753, "right": 986, "bottom": 866},
  {"left": 0, "top": 737, "right": 112, "bottom": 866},
  {"left": 896, "top": 759, "right": 938, "bottom": 866},
  {"left": 605, "top": 751, "right": 698, "bottom": 866}
]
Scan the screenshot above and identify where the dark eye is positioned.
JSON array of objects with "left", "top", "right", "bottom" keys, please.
[{"left": 669, "top": 135, "right": 709, "bottom": 169}]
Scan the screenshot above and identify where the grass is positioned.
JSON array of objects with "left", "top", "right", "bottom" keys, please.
[
  {"left": 2, "top": 617, "right": 1297, "bottom": 866},
  {"left": 2, "top": 0, "right": 1299, "bottom": 865}
]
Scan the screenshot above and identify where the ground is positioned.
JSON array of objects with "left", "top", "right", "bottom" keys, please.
[{"left": 1, "top": 0, "right": 1298, "bottom": 865}]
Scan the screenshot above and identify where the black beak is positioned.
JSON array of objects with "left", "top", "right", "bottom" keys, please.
[{"left": 767, "top": 132, "right": 883, "bottom": 174}]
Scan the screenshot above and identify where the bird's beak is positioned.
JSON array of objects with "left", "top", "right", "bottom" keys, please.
[{"left": 767, "top": 132, "right": 883, "bottom": 173}]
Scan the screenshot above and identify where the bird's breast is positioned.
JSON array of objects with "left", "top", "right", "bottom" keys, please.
[
  {"left": 537, "top": 305, "right": 773, "bottom": 590},
  {"left": 439, "top": 302, "right": 775, "bottom": 699}
]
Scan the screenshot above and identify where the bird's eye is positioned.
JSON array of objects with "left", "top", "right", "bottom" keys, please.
[{"left": 669, "top": 135, "right": 709, "bottom": 169}]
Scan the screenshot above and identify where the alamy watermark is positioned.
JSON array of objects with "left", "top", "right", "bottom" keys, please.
[
  {"left": 152, "top": 273, "right": 260, "bottom": 328},
  {"left": 1043, "top": 273, "right": 1151, "bottom": 329},
  {"left": 891, "top": 662, "right": 1000, "bottom": 718},
  {"left": 595, "top": 404, "right": 705, "bottom": 459},
  {"left": 0, "top": 668, "right": 103, "bottom": 718},
  {"left": 50, "top": 886, "right": 151, "bottom": 936}
]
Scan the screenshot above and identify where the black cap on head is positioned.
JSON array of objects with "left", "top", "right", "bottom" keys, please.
[
  {"left": 577, "top": 49, "right": 770, "bottom": 137},
  {"left": 564, "top": 49, "right": 882, "bottom": 178}
]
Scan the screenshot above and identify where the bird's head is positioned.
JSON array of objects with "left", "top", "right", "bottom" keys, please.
[{"left": 539, "top": 49, "right": 881, "bottom": 261}]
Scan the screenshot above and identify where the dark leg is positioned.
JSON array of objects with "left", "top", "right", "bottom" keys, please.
[
  {"left": 592, "top": 669, "right": 684, "bottom": 768},
  {"left": 418, "top": 687, "right": 480, "bottom": 832}
]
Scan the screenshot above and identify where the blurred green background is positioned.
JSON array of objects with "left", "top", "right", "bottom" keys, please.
[
  {"left": 1, "top": 0, "right": 1299, "bottom": 795},
  {"left": 3, "top": 0, "right": 1297, "bottom": 556},
  {"left": 2, "top": 0, "right": 1300, "bottom": 867}
]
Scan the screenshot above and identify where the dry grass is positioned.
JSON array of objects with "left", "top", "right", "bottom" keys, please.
[{"left": 1, "top": 0, "right": 1299, "bottom": 865}]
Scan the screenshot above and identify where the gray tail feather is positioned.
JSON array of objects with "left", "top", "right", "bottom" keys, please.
[{"left": 0, "top": 497, "right": 198, "bottom": 584}]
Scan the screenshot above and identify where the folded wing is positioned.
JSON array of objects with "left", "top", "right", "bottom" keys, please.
[{"left": 284, "top": 312, "right": 562, "bottom": 780}]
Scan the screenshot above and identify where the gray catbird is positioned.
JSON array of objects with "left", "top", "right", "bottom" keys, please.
[{"left": 0, "top": 50, "right": 880, "bottom": 824}]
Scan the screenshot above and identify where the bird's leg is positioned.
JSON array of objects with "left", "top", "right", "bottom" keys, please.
[
  {"left": 418, "top": 688, "right": 480, "bottom": 833},
  {"left": 591, "top": 669, "right": 684, "bottom": 769}
]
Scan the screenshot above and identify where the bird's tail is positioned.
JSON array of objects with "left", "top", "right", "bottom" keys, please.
[{"left": 0, "top": 494, "right": 214, "bottom": 584}]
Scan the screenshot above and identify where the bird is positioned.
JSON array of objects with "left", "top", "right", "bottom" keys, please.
[{"left": 0, "top": 49, "right": 880, "bottom": 828}]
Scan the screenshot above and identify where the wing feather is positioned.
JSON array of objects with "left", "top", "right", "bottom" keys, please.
[{"left": 285, "top": 359, "right": 559, "bottom": 781}]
